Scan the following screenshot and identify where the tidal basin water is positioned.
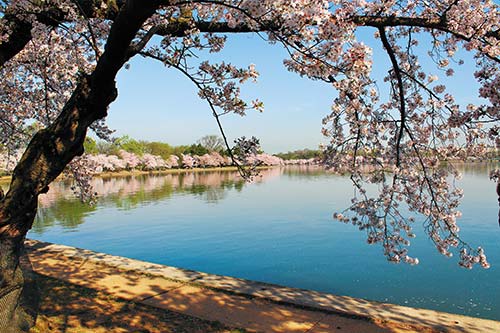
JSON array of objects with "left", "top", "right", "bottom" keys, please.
[{"left": 25, "top": 164, "right": 500, "bottom": 320}]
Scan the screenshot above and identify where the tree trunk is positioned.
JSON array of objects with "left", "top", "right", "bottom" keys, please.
[
  {"left": 0, "top": 1, "right": 161, "bottom": 330},
  {"left": 0, "top": 214, "right": 39, "bottom": 332},
  {"left": 0, "top": 239, "right": 40, "bottom": 332}
]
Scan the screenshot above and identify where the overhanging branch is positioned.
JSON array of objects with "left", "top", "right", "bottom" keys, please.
[
  {"left": 378, "top": 27, "right": 406, "bottom": 167},
  {"left": 2, "top": 2, "right": 498, "bottom": 68}
]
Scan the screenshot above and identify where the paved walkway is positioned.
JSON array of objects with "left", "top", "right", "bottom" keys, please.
[{"left": 25, "top": 240, "right": 500, "bottom": 333}]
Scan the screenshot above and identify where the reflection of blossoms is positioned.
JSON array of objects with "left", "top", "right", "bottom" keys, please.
[{"left": 37, "top": 167, "right": 285, "bottom": 209}]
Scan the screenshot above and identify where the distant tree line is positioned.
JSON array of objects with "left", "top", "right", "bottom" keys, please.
[
  {"left": 84, "top": 135, "right": 324, "bottom": 161},
  {"left": 83, "top": 134, "right": 227, "bottom": 160},
  {"left": 274, "top": 149, "right": 322, "bottom": 161},
  {"left": 0, "top": 135, "right": 320, "bottom": 175}
]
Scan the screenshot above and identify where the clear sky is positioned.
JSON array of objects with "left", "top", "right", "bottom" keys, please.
[{"left": 106, "top": 28, "right": 482, "bottom": 154}]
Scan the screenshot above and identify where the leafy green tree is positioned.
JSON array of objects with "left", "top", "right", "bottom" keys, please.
[
  {"left": 275, "top": 149, "right": 322, "bottom": 160},
  {"left": 115, "top": 135, "right": 146, "bottom": 156},
  {"left": 83, "top": 137, "right": 99, "bottom": 155},
  {"left": 183, "top": 144, "right": 210, "bottom": 156},
  {"left": 145, "top": 141, "right": 174, "bottom": 160},
  {"left": 95, "top": 140, "right": 118, "bottom": 155}
]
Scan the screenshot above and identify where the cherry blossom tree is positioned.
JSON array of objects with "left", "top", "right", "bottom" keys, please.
[
  {"left": 166, "top": 154, "right": 180, "bottom": 168},
  {"left": 0, "top": 0, "right": 499, "bottom": 331},
  {"left": 0, "top": 149, "right": 290, "bottom": 174},
  {"left": 181, "top": 153, "right": 197, "bottom": 168},
  {"left": 118, "top": 149, "right": 141, "bottom": 169},
  {"left": 198, "top": 152, "right": 220, "bottom": 167},
  {"left": 141, "top": 153, "right": 167, "bottom": 170},
  {"left": 210, "top": 151, "right": 229, "bottom": 166}
]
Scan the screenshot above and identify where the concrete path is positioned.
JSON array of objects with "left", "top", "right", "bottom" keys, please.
[{"left": 25, "top": 240, "right": 500, "bottom": 333}]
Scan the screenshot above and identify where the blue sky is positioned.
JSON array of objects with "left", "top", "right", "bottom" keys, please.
[{"left": 107, "top": 28, "right": 482, "bottom": 153}]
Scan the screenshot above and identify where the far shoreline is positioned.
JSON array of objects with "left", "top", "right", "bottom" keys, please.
[
  {"left": 1, "top": 159, "right": 498, "bottom": 185},
  {"left": 0, "top": 165, "right": 280, "bottom": 184}
]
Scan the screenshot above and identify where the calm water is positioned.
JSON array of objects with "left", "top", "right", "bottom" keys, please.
[{"left": 24, "top": 165, "right": 500, "bottom": 320}]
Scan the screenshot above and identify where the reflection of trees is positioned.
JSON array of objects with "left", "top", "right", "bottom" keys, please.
[
  {"left": 33, "top": 199, "right": 97, "bottom": 234},
  {"left": 32, "top": 163, "right": 499, "bottom": 233},
  {"left": 452, "top": 162, "right": 500, "bottom": 177},
  {"left": 283, "top": 162, "right": 500, "bottom": 179},
  {"left": 186, "top": 179, "right": 244, "bottom": 203},
  {"left": 282, "top": 165, "right": 329, "bottom": 178},
  {"left": 33, "top": 169, "right": 283, "bottom": 233},
  {"left": 105, "top": 181, "right": 175, "bottom": 210}
]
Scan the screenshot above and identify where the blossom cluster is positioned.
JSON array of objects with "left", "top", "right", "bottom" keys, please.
[
  {"left": 0, "top": 150, "right": 22, "bottom": 173},
  {"left": 0, "top": 150, "right": 320, "bottom": 175}
]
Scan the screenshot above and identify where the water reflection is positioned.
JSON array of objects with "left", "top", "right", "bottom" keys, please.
[
  {"left": 30, "top": 162, "right": 500, "bottom": 233},
  {"left": 26, "top": 164, "right": 500, "bottom": 320},
  {"left": 34, "top": 199, "right": 97, "bottom": 233},
  {"left": 448, "top": 161, "right": 499, "bottom": 176},
  {"left": 282, "top": 165, "right": 334, "bottom": 178},
  {"left": 34, "top": 168, "right": 284, "bottom": 233}
]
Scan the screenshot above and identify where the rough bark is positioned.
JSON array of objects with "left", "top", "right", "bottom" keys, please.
[
  {"left": 0, "top": 236, "right": 38, "bottom": 333},
  {"left": 0, "top": 1, "right": 159, "bottom": 331}
]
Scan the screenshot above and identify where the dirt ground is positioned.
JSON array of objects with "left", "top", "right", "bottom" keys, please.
[{"left": 30, "top": 274, "right": 247, "bottom": 333}]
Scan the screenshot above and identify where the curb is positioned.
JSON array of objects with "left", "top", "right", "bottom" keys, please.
[{"left": 25, "top": 239, "right": 500, "bottom": 333}]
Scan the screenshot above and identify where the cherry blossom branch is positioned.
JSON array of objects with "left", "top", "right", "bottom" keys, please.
[
  {"left": 138, "top": 49, "right": 254, "bottom": 179},
  {"left": 402, "top": 127, "right": 467, "bottom": 253},
  {"left": 69, "top": 0, "right": 102, "bottom": 60},
  {"left": 0, "top": 0, "right": 127, "bottom": 66},
  {"left": 354, "top": 15, "right": 499, "bottom": 63},
  {"left": 378, "top": 27, "right": 406, "bottom": 167},
  {"left": 2, "top": 1, "right": 498, "bottom": 70},
  {"left": 353, "top": 15, "right": 499, "bottom": 40}
]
